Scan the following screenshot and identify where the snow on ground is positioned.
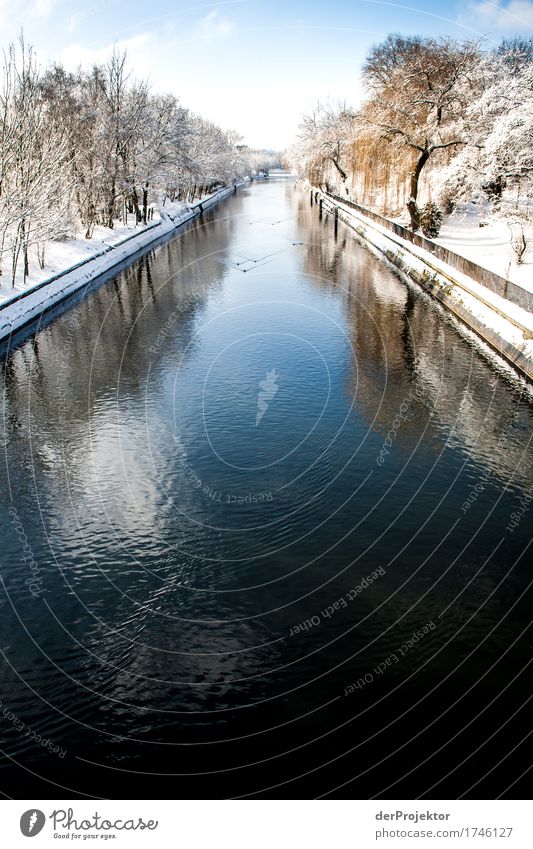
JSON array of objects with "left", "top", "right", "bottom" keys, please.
[
  {"left": 330, "top": 193, "right": 533, "bottom": 371},
  {"left": 158, "top": 199, "right": 190, "bottom": 222},
  {"left": 0, "top": 201, "right": 193, "bottom": 307},
  {"left": 0, "top": 217, "right": 157, "bottom": 306},
  {"left": 395, "top": 202, "right": 532, "bottom": 293},
  {"left": 435, "top": 205, "right": 532, "bottom": 293},
  {"left": 0, "top": 185, "right": 239, "bottom": 341}
]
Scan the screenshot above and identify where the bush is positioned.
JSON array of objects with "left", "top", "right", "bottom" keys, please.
[
  {"left": 420, "top": 202, "right": 443, "bottom": 238},
  {"left": 440, "top": 189, "right": 456, "bottom": 215},
  {"left": 481, "top": 175, "right": 506, "bottom": 200}
]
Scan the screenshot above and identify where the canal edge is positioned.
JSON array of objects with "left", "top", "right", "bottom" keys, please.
[
  {"left": 310, "top": 186, "right": 533, "bottom": 384},
  {"left": 0, "top": 183, "right": 242, "bottom": 348}
]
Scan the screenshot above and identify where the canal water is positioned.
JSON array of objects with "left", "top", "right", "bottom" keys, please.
[{"left": 1, "top": 178, "right": 532, "bottom": 799}]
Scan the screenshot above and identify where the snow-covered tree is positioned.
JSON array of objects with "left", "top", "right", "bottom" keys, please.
[
  {"left": 1, "top": 37, "right": 72, "bottom": 284},
  {"left": 295, "top": 103, "right": 353, "bottom": 191},
  {"left": 293, "top": 35, "right": 532, "bottom": 240},
  {"left": 1, "top": 36, "right": 249, "bottom": 286},
  {"left": 438, "top": 43, "right": 532, "bottom": 218},
  {"left": 361, "top": 34, "right": 480, "bottom": 230}
]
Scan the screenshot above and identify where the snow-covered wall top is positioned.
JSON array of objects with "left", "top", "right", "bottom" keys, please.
[{"left": 324, "top": 190, "right": 532, "bottom": 313}]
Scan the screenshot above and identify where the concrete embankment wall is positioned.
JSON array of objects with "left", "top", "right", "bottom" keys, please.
[
  {"left": 326, "top": 191, "right": 532, "bottom": 313},
  {"left": 0, "top": 184, "right": 237, "bottom": 347},
  {"left": 312, "top": 188, "right": 533, "bottom": 384}
]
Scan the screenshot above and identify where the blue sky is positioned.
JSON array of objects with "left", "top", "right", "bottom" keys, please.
[{"left": 0, "top": 0, "right": 531, "bottom": 148}]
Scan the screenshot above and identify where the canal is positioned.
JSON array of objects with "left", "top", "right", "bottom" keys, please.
[{"left": 1, "top": 178, "right": 532, "bottom": 798}]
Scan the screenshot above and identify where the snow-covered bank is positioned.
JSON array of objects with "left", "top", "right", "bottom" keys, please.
[
  {"left": 0, "top": 185, "right": 238, "bottom": 345},
  {"left": 390, "top": 202, "right": 532, "bottom": 293},
  {"left": 314, "top": 188, "right": 533, "bottom": 383},
  {"left": 435, "top": 208, "right": 532, "bottom": 293}
]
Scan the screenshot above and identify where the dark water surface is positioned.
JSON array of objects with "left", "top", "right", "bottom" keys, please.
[{"left": 1, "top": 179, "right": 532, "bottom": 799}]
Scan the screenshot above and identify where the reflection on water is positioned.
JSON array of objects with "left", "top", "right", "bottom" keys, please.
[
  {"left": 1, "top": 180, "right": 532, "bottom": 799},
  {"left": 298, "top": 193, "right": 533, "bottom": 489}
]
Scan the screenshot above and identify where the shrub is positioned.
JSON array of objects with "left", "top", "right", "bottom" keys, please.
[
  {"left": 481, "top": 175, "right": 506, "bottom": 200},
  {"left": 420, "top": 202, "right": 443, "bottom": 238}
]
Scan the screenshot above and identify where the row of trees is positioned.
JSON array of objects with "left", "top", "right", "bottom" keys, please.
[
  {"left": 292, "top": 36, "right": 532, "bottom": 236},
  {"left": 246, "top": 150, "right": 284, "bottom": 175},
  {"left": 0, "top": 38, "right": 250, "bottom": 285}
]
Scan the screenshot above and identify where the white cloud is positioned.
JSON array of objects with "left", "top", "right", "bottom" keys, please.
[
  {"left": 67, "top": 10, "right": 84, "bottom": 32},
  {"left": 198, "top": 10, "right": 234, "bottom": 40},
  {"left": 0, "top": 0, "right": 59, "bottom": 27},
  {"left": 0, "top": 0, "right": 19, "bottom": 25},
  {"left": 34, "top": 0, "right": 60, "bottom": 16},
  {"left": 458, "top": 0, "right": 533, "bottom": 32},
  {"left": 60, "top": 32, "right": 153, "bottom": 74}
]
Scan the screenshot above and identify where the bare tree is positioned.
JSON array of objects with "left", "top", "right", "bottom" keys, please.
[
  {"left": 362, "top": 35, "right": 480, "bottom": 230},
  {"left": 297, "top": 103, "right": 353, "bottom": 190},
  {"left": 1, "top": 36, "right": 72, "bottom": 284},
  {"left": 1, "top": 36, "right": 249, "bottom": 286}
]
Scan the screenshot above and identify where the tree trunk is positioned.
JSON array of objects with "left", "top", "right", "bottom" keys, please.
[
  {"left": 107, "top": 176, "right": 116, "bottom": 228},
  {"left": 142, "top": 183, "right": 148, "bottom": 224},
  {"left": 406, "top": 148, "right": 430, "bottom": 231},
  {"left": 17, "top": 218, "right": 29, "bottom": 283},
  {"left": 330, "top": 157, "right": 347, "bottom": 181},
  {"left": 85, "top": 203, "right": 96, "bottom": 239},
  {"left": 131, "top": 187, "right": 141, "bottom": 224}
]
